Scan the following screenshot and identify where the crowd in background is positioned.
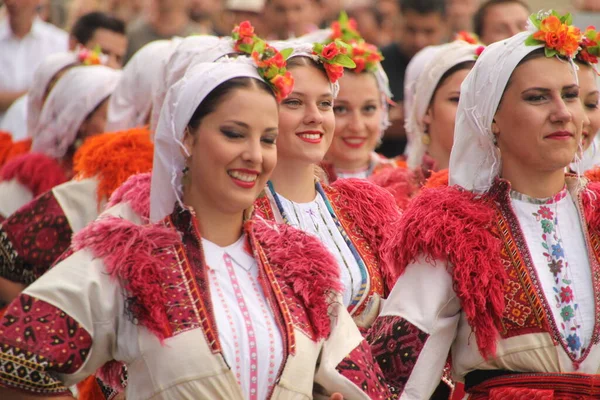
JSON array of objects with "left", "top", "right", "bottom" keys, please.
[{"left": 2, "top": 0, "right": 599, "bottom": 154}]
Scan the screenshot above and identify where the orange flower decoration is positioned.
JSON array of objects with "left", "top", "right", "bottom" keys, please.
[
  {"left": 526, "top": 11, "right": 582, "bottom": 58},
  {"left": 231, "top": 21, "right": 294, "bottom": 102},
  {"left": 577, "top": 26, "right": 600, "bottom": 67},
  {"left": 455, "top": 31, "right": 480, "bottom": 45}
]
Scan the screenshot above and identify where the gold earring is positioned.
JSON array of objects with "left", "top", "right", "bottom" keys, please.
[{"left": 422, "top": 133, "right": 431, "bottom": 145}]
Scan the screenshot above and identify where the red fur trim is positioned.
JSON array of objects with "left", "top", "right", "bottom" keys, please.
[
  {"left": 330, "top": 178, "right": 402, "bottom": 292},
  {"left": 107, "top": 172, "right": 152, "bottom": 222},
  {"left": 367, "top": 167, "right": 420, "bottom": 210},
  {"left": 393, "top": 186, "right": 507, "bottom": 359},
  {"left": 0, "top": 131, "right": 13, "bottom": 166},
  {"left": 0, "top": 153, "right": 67, "bottom": 196},
  {"left": 72, "top": 216, "right": 179, "bottom": 341},
  {"left": 5, "top": 138, "right": 32, "bottom": 163},
  {"left": 249, "top": 219, "right": 342, "bottom": 340},
  {"left": 581, "top": 181, "right": 600, "bottom": 232},
  {"left": 424, "top": 169, "right": 449, "bottom": 189},
  {"left": 73, "top": 127, "right": 154, "bottom": 202},
  {"left": 96, "top": 360, "right": 126, "bottom": 393}
]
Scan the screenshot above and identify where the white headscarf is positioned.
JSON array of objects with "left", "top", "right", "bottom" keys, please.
[
  {"left": 150, "top": 59, "right": 265, "bottom": 222},
  {"left": 27, "top": 52, "right": 79, "bottom": 136},
  {"left": 403, "top": 45, "right": 441, "bottom": 156},
  {"left": 449, "top": 31, "right": 548, "bottom": 192},
  {"left": 105, "top": 40, "right": 178, "bottom": 132},
  {"left": 405, "top": 41, "right": 480, "bottom": 170},
  {"left": 31, "top": 65, "right": 122, "bottom": 159},
  {"left": 150, "top": 35, "right": 236, "bottom": 131}
]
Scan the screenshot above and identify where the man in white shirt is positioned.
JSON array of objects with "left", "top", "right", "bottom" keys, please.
[{"left": 0, "top": 0, "right": 68, "bottom": 124}]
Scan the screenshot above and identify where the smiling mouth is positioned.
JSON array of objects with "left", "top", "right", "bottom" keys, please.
[
  {"left": 296, "top": 132, "right": 323, "bottom": 144},
  {"left": 228, "top": 170, "right": 259, "bottom": 188},
  {"left": 342, "top": 137, "right": 367, "bottom": 148}
]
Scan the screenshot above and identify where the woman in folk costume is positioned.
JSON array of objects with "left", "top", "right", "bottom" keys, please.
[
  {"left": 0, "top": 48, "right": 390, "bottom": 400},
  {"left": 0, "top": 51, "right": 83, "bottom": 167},
  {"left": 0, "top": 52, "right": 79, "bottom": 141},
  {"left": 0, "top": 65, "right": 121, "bottom": 218},
  {"left": 247, "top": 25, "right": 400, "bottom": 330},
  {"left": 572, "top": 27, "right": 600, "bottom": 176},
  {"left": 315, "top": 14, "right": 403, "bottom": 183},
  {"left": 366, "top": 11, "right": 600, "bottom": 399}
]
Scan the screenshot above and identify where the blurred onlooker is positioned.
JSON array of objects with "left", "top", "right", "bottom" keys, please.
[
  {"left": 108, "top": 0, "right": 145, "bottom": 25},
  {"left": 263, "top": 0, "right": 319, "bottom": 39},
  {"left": 473, "top": 0, "right": 529, "bottom": 45},
  {"left": 0, "top": 0, "right": 68, "bottom": 123},
  {"left": 220, "top": 0, "right": 265, "bottom": 36},
  {"left": 572, "top": 0, "right": 600, "bottom": 11},
  {"left": 70, "top": 12, "right": 127, "bottom": 69},
  {"left": 315, "top": 0, "right": 344, "bottom": 27},
  {"left": 347, "top": 1, "right": 392, "bottom": 47},
  {"left": 446, "top": 0, "right": 480, "bottom": 33},
  {"left": 378, "top": 0, "right": 449, "bottom": 157},
  {"left": 125, "top": 0, "right": 209, "bottom": 63},
  {"left": 189, "top": 0, "right": 224, "bottom": 33}
]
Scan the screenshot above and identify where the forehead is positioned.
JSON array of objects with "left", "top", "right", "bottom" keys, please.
[
  {"left": 289, "top": 64, "right": 332, "bottom": 94},
  {"left": 206, "top": 87, "right": 278, "bottom": 123},
  {"left": 88, "top": 28, "right": 128, "bottom": 51},
  {"left": 509, "top": 56, "right": 577, "bottom": 89},
  {"left": 337, "top": 73, "right": 379, "bottom": 99},
  {"left": 403, "top": 11, "right": 444, "bottom": 28},
  {"left": 485, "top": 2, "right": 529, "bottom": 23},
  {"left": 578, "top": 65, "right": 600, "bottom": 94}
]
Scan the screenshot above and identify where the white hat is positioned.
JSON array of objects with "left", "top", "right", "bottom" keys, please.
[
  {"left": 106, "top": 40, "right": 178, "bottom": 132},
  {"left": 31, "top": 65, "right": 122, "bottom": 159},
  {"left": 150, "top": 58, "right": 264, "bottom": 222}
]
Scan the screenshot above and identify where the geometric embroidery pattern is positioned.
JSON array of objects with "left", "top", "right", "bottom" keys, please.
[
  {"left": 335, "top": 340, "right": 391, "bottom": 399},
  {"left": 367, "top": 315, "right": 429, "bottom": 393},
  {"left": 0, "top": 294, "right": 91, "bottom": 394},
  {"left": 0, "top": 192, "right": 72, "bottom": 284}
]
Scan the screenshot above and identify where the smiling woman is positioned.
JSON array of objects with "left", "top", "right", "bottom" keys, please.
[
  {"left": 0, "top": 49, "right": 389, "bottom": 399},
  {"left": 255, "top": 39, "right": 403, "bottom": 333},
  {"left": 367, "top": 10, "right": 600, "bottom": 399}
]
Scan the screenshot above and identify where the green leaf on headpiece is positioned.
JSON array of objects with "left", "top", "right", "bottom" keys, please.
[
  {"left": 253, "top": 40, "right": 266, "bottom": 54},
  {"left": 280, "top": 48, "right": 293, "bottom": 60},
  {"left": 564, "top": 13, "right": 573, "bottom": 25},
  {"left": 524, "top": 36, "right": 541, "bottom": 46},
  {"left": 530, "top": 14, "right": 541, "bottom": 29},
  {"left": 545, "top": 47, "right": 557, "bottom": 58},
  {"left": 334, "top": 39, "right": 353, "bottom": 52},
  {"left": 313, "top": 43, "right": 324, "bottom": 53},
  {"left": 333, "top": 54, "right": 356, "bottom": 68},
  {"left": 239, "top": 43, "right": 253, "bottom": 54},
  {"left": 339, "top": 11, "right": 349, "bottom": 24}
]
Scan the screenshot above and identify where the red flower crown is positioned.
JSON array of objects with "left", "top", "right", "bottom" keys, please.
[
  {"left": 577, "top": 26, "right": 600, "bottom": 69},
  {"left": 323, "top": 12, "right": 380, "bottom": 76},
  {"left": 232, "top": 21, "right": 294, "bottom": 102},
  {"left": 525, "top": 11, "right": 582, "bottom": 58},
  {"left": 312, "top": 40, "right": 356, "bottom": 83}
]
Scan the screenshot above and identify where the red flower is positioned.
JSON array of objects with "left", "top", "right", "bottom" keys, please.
[
  {"left": 331, "top": 21, "right": 342, "bottom": 39},
  {"left": 539, "top": 206, "right": 553, "bottom": 220},
  {"left": 270, "top": 52, "right": 286, "bottom": 68},
  {"left": 271, "top": 71, "right": 294, "bottom": 102},
  {"left": 353, "top": 57, "right": 366, "bottom": 73},
  {"left": 560, "top": 286, "right": 574, "bottom": 303},
  {"left": 475, "top": 46, "right": 485, "bottom": 58},
  {"left": 234, "top": 21, "right": 255, "bottom": 38},
  {"left": 321, "top": 43, "right": 340, "bottom": 60},
  {"left": 324, "top": 63, "right": 344, "bottom": 83}
]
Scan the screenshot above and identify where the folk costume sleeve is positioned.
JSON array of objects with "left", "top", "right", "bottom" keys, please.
[
  {"left": 0, "top": 248, "right": 122, "bottom": 395},
  {"left": 314, "top": 294, "right": 391, "bottom": 400},
  {"left": 367, "top": 257, "right": 460, "bottom": 399}
]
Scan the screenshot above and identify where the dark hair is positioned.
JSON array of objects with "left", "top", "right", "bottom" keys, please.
[
  {"left": 398, "top": 0, "right": 446, "bottom": 17},
  {"left": 473, "top": 0, "right": 530, "bottom": 37},
  {"left": 286, "top": 56, "right": 330, "bottom": 81},
  {"left": 71, "top": 12, "right": 126, "bottom": 46},
  {"left": 430, "top": 60, "right": 475, "bottom": 104},
  {"left": 187, "top": 77, "right": 275, "bottom": 130}
]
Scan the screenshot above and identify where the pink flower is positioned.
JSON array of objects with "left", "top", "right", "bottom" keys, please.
[{"left": 321, "top": 43, "right": 340, "bottom": 60}]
